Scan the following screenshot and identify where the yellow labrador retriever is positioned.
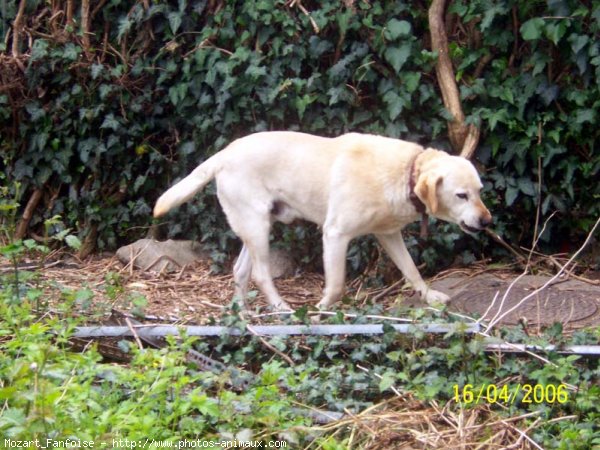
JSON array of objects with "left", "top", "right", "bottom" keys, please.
[{"left": 154, "top": 132, "right": 492, "bottom": 310}]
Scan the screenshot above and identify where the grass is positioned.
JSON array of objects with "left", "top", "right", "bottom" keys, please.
[{"left": 0, "top": 236, "right": 599, "bottom": 448}]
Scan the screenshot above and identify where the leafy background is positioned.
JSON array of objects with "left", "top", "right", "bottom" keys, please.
[{"left": 1, "top": 0, "right": 599, "bottom": 270}]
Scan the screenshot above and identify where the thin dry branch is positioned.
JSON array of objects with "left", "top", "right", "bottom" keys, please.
[
  {"left": 288, "top": 0, "right": 320, "bottom": 34},
  {"left": 485, "top": 216, "right": 600, "bottom": 332}
]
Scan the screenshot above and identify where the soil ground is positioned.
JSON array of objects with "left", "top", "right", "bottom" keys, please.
[{"left": 24, "top": 253, "right": 600, "bottom": 332}]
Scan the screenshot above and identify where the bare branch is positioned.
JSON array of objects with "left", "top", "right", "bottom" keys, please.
[
  {"left": 11, "top": 0, "right": 27, "bottom": 57},
  {"left": 429, "top": 0, "right": 480, "bottom": 157},
  {"left": 81, "top": 0, "right": 91, "bottom": 56},
  {"left": 15, "top": 188, "right": 43, "bottom": 240}
]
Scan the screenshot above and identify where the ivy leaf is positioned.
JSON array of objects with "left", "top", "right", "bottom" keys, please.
[
  {"left": 180, "top": 141, "right": 196, "bottom": 155},
  {"left": 575, "top": 109, "right": 595, "bottom": 124},
  {"left": 505, "top": 186, "right": 519, "bottom": 206},
  {"left": 485, "top": 108, "right": 508, "bottom": 131},
  {"left": 78, "top": 138, "right": 98, "bottom": 164},
  {"left": 536, "top": 82, "right": 559, "bottom": 106},
  {"left": 91, "top": 63, "right": 104, "bottom": 80},
  {"left": 481, "top": 5, "right": 507, "bottom": 31},
  {"left": 384, "top": 19, "right": 411, "bottom": 40},
  {"left": 378, "top": 371, "right": 396, "bottom": 392},
  {"left": 403, "top": 72, "right": 421, "bottom": 94},
  {"left": 133, "top": 175, "right": 147, "bottom": 192},
  {"left": 520, "top": 18, "right": 545, "bottom": 40},
  {"left": 295, "top": 94, "right": 315, "bottom": 119},
  {"left": 568, "top": 34, "right": 589, "bottom": 54},
  {"left": 548, "top": 0, "right": 570, "bottom": 16},
  {"left": 25, "top": 102, "right": 46, "bottom": 121},
  {"left": 169, "top": 83, "right": 188, "bottom": 106},
  {"left": 382, "top": 91, "right": 404, "bottom": 120},
  {"left": 13, "top": 159, "right": 33, "bottom": 180},
  {"left": 518, "top": 178, "right": 536, "bottom": 197},
  {"left": 117, "top": 16, "right": 131, "bottom": 41},
  {"left": 245, "top": 65, "right": 267, "bottom": 79},
  {"left": 168, "top": 12, "right": 183, "bottom": 35},
  {"left": 30, "top": 39, "right": 49, "bottom": 61},
  {"left": 0, "top": 407, "right": 26, "bottom": 430},
  {"left": 62, "top": 43, "right": 80, "bottom": 61},
  {"left": 384, "top": 44, "right": 411, "bottom": 74},
  {"left": 327, "top": 86, "right": 350, "bottom": 106},
  {"left": 100, "top": 114, "right": 120, "bottom": 131},
  {"left": 65, "top": 235, "right": 82, "bottom": 250},
  {"left": 544, "top": 22, "right": 567, "bottom": 45}
]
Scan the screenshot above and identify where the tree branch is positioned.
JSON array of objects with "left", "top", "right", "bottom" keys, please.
[
  {"left": 428, "top": 0, "right": 480, "bottom": 157},
  {"left": 15, "top": 188, "right": 43, "bottom": 240},
  {"left": 11, "top": 0, "right": 28, "bottom": 58},
  {"left": 81, "top": 0, "right": 91, "bottom": 57}
]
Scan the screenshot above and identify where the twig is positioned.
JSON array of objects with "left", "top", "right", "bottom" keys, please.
[
  {"left": 475, "top": 291, "right": 499, "bottom": 325},
  {"left": 523, "top": 249, "right": 600, "bottom": 285},
  {"left": 371, "top": 279, "right": 404, "bottom": 302},
  {"left": 485, "top": 229, "right": 526, "bottom": 262},
  {"left": 356, "top": 364, "right": 404, "bottom": 397},
  {"left": 288, "top": 0, "right": 320, "bottom": 33},
  {"left": 143, "top": 254, "right": 182, "bottom": 272},
  {"left": 502, "top": 417, "right": 543, "bottom": 450},
  {"left": 124, "top": 316, "right": 144, "bottom": 350},
  {"left": 485, "top": 216, "right": 600, "bottom": 331},
  {"left": 484, "top": 270, "right": 528, "bottom": 330},
  {"left": 484, "top": 211, "right": 558, "bottom": 329},
  {"left": 246, "top": 323, "right": 295, "bottom": 366}
]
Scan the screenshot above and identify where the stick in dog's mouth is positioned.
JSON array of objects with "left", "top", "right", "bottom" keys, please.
[{"left": 460, "top": 221, "right": 485, "bottom": 235}]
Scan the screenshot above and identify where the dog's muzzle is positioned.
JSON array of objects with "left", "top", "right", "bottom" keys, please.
[{"left": 460, "top": 215, "right": 492, "bottom": 234}]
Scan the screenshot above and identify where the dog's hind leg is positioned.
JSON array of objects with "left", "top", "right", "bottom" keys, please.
[
  {"left": 243, "top": 229, "right": 291, "bottom": 311},
  {"left": 225, "top": 210, "right": 291, "bottom": 311},
  {"left": 233, "top": 244, "right": 252, "bottom": 306},
  {"left": 316, "top": 226, "right": 352, "bottom": 310}
]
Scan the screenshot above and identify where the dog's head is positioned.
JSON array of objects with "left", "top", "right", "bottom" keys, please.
[{"left": 414, "top": 151, "right": 492, "bottom": 234}]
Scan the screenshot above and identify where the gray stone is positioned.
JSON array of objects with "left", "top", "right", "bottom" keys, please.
[
  {"left": 231, "top": 247, "right": 297, "bottom": 279},
  {"left": 116, "top": 239, "right": 209, "bottom": 273},
  {"left": 268, "top": 248, "right": 296, "bottom": 279}
]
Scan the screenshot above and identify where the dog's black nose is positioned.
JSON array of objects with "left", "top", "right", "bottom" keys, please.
[{"left": 479, "top": 215, "right": 493, "bottom": 229}]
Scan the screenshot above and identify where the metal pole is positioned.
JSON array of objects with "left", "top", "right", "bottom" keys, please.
[
  {"left": 71, "top": 323, "right": 600, "bottom": 355},
  {"left": 72, "top": 322, "right": 482, "bottom": 338}
]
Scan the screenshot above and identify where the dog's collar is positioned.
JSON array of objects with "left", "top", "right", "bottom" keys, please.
[{"left": 409, "top": 151, "right": 428, "bottom": 238}]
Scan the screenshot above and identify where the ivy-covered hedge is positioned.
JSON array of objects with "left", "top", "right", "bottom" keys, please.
[{"left": 1, "top": 0, "right": 599, "bottom": 265}]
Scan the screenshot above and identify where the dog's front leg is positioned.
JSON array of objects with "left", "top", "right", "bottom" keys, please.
[
  {"left": 316, "top": 228, "right": 351, "bottom": 310},
  {"left": 375, "top": 232, "right": 450, "bottom": 305}
]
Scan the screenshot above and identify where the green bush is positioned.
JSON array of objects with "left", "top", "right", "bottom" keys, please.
[{"left": 1, "top": 0, "right": 599, "bottom": 266}]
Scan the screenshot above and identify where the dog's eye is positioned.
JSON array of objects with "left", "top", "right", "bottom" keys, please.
[{"left": 456, "top": 193, "right": 468, "bottom": 200}]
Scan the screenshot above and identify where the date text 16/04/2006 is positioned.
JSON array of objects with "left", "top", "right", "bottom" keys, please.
[{"left": 453, "top": 383, "right": 569, "bottom": 405}]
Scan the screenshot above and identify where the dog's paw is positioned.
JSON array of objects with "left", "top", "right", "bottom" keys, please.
[
  {"left": 315, "top": 301, "right": 327, "bottom": 310},
  {"left": 272, "top": 301, "right": 293, "bottom": 312},
  {"left": 424, "top": 289, "right": 450, "bottom": 305}
]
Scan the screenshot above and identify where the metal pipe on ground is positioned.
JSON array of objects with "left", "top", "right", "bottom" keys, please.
[
  {"left": 72, "top": 323, "right": 481, "bottom": 338},
  {"left": 71, "top": 323, "right": 600, "bottom": 356}
]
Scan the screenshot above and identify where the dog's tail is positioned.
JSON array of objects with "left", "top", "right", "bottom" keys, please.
[{"left": 153, "top": 153, "right": 222, "bottom": 217}]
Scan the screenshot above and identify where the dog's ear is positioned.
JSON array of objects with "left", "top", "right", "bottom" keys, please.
[{"left": 415, "top": 174, "right": 443, "bottom": 214}]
